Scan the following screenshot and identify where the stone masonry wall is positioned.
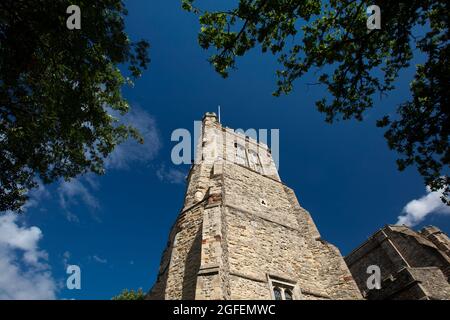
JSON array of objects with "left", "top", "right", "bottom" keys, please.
[
  {"left": 147, "top": 206, "right": 203, "bottom": 299},
  {"left": 221, "top": 162, "right": 361, "bottom": 299},
  {"left": 421, "top": 226, "right": 450, "bottom": 259},
  {"left": 345, "top": 225, "right": 450, "bottom": 300},
  {"left": 345, "top": 230, "right": 408, "bottom": 296},
  {"left": 147, "top": 113, "right": 362, "bottom": 300},
  {"left": 386, "top": 227, "right": 450, "bottom": 272}
]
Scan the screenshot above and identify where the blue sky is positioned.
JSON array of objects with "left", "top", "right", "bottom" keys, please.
[{"left": 0, "top": 1, "right": 449, "bottom": 300}]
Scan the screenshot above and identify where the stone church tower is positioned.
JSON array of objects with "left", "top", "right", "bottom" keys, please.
[{"left": 147, "top": 113, "right": 361, "bottom": 300}]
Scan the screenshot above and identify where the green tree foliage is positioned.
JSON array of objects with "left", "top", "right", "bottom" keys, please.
[
  {"left": 112, "top": 288, "right": 145, "bottom": 300},
  {"left": 0, "top": 1, "right": 150, "bottom": 211},
  {"left": 183, "top": 0, "right": 449, "bottom": 203}
]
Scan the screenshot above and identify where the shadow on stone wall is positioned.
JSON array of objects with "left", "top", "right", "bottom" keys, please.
[
  {"left": 146, "top": 237, "right": 174, "bottom": 300},
  {"left": 182, "top": 226, "right": 202, "bottom": 299}
]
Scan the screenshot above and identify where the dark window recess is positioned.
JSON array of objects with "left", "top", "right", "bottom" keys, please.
[
  {"left": 285, "top": 290, "right": 293, "bottom": 300},
  {"left": 273, "top": 287, "right": 282, "bottom": 300}
]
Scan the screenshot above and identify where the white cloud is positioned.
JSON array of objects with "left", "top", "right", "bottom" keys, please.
[
  {"left": 92, "top": 255, "right": 107, "bottom": 264},
  {"left": 62, "top": 251, "right": 71, "bottom": 268},
  {"left": 156, "top": 164, "right": 186, "bottom": 184},
  {"left": 106, "top": 106, "right": 161, "bottom": 170},
  {"left": 57, "top": 177, "right": 100, "bottom": 222},
  {"left": 12, "top": 107, "right": 161, "bottom": 222},
  {"left": 58, "top": 178, "right": 99, "bottom": 211},
  {"left": 396, "top": 187, "right": 450, "bottom": 227},
  {"left": 55, "top": 107, "right": 161, "bottom": 221},
  {"left": 21, "top": 179, "right": 50, "bottom": 212},
  {"left": 0, "top": 214, "right": 56, "bottom": 300}
]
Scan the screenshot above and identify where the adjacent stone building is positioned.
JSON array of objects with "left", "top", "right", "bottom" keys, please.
[
  {"left": 147, "top": 112, "right": 361, "bottom": 300},
  {"left": 345, "top": 225, "right": 450, "bottom": 300}
]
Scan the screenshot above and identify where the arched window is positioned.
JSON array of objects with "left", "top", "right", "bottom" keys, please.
[
  {"left": 269, "top": 276, "right": 296, "bottom": 300},
  {"left": 248, "top": 149, "right": 263, "bottom": 173},
  {"left": 235, "top": 143, "right": 248, "bottom": 166},
  {"left": 273, "top": 287, "right": 282, "bottom": 300}
]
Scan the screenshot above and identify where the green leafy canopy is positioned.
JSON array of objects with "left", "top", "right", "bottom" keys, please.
[
  {"left": 183, "top": 0, "right": 449, "bottom": 204},
  {"left": 112, "top": 288, "right": 145, "bottom": 300},
  {"left": 0, "top": 0, "right": 150, "bottom": 211}
]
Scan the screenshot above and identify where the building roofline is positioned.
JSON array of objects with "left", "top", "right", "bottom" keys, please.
[{"left": 345, "top": 225, "right": 391, "bottom": 259}]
